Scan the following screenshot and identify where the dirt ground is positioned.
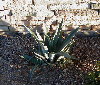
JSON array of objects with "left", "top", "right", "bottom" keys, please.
[{"left": 0, "top": 32, "right": 100, "bottom": 85}]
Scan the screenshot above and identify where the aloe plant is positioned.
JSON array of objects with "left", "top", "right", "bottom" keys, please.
[{"left": 22, "top": 19, "right": 79, "bottom": 65}]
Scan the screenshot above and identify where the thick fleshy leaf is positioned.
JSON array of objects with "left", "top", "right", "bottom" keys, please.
[
  {"left": 24, "top": 25, "right": 48, "bottom": 59},
  {"left": 63, "top": 40, "right": 74, "bottom": 52},
  {"left": 59, "top": 27, "right": 79, "bottom": 51},
  {"left": 22, "top": 20, "right": 79, "bottom": 65},
  {"left": 21, "top": 55, "right": 44, "bottom": 65},
  {"left": 34, "top": 52, "right": 49, "bottom": 65},
  {"left": 56, "top": 52, "right": 76, "bottom": 59},
  {"left": 36, "top": 30, "right": 43, "bottom": 41},
  {"left": 40, "top": 45, "right": 49, "bottom": 59},
  {"left": 53, "top": 19, "right": 63, "bottom": 52},
  {"left": 43, "top": 23, "right": 49, "bottom": 35},
  {"left": 44, "top": 35, "right": 50, "bottom": 49},
  {"left": 24, "top": 25, "right": 38, "bottom": 41},
  {"left": 55, "top": 32, "right": 63, "bottom": 52},
  {"left": 48, "top": 39, "right": 53, "bottom": 52},
  {"left": 36, "top": 43, "right": 48, "bottom": 59}
]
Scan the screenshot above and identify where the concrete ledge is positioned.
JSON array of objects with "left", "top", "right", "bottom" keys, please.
[
  {"left": 0, "top": 26, "right": 9, "bottom": 31},
  {"left": 0, "top": 26, "right": 16, "bottom": 31},
  {"left": 0, "top": 21, "right": 10, "bottom": 25}
]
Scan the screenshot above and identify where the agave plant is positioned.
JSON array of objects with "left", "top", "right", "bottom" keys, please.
[{"left": 21, "top": 19, "right": 79, "bottom": 66}]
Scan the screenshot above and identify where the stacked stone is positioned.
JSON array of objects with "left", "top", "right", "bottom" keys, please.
[{"left": 0, "top": 0, "right": 100, "bottom": 32}]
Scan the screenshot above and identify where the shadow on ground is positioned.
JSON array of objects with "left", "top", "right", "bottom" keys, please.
[{"left": 0, "top": 32, "right": 100, "bottom": 85}]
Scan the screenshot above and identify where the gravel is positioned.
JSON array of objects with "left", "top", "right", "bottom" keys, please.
[{"left": 0, "top": 32, "right": 100, "bottom": 85}]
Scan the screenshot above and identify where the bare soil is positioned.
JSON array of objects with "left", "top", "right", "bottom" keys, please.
[{"left": 0, "top": 32, "right": 100, "bottom": 85}]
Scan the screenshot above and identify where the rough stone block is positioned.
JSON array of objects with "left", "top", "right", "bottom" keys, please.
[
  {"left": 0, "top": 26, "right": 9, "bottom": 31},
  {"left": 0, "top": 20, "right": 10, "bottom": 25},
  {"left": 0, "top": 11, "right": 4, "bottom": 17}
]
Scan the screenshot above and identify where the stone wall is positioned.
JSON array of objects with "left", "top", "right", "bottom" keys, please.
[{"left": 0, "top": 0, "right": 100, "bottom": 32}]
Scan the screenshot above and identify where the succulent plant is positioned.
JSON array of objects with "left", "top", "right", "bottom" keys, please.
[{"left": 21, "top": 19, "right": 79, "bottom": 66}]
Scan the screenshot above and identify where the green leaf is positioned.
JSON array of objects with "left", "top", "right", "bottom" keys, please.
[
  {"left": 55, "top": 32, "right": 64, "bottom": 51},
  {"left": 40, "top": 45, "right": 49, "bottom": 59},
  {"left": 24, "top": 25, "right": 49, "bottom": 59},
  {"left": 34, "top": 52, "right": 49, "bottom": 65},
  {"left": 42, "top": 23, "right": 49, "bottom": 35},
  {"left": 36, "top": 30, "right": 43, "bottom": 41},
  {"left": 52, "top": 52, "right": 77, "bottom": 63},
  {"left": 53, "top": 19, "right": 63, "bottom": 52},
  {"left": 21, "top": 55, "right": 44, "bottom": 65},
  {"left": 56, "top": 52, "right": 76, "bottom": 59},
  {"left": 44, "top": 35, "right": 51, "bottom": 52},
  {"left": 44, "top": 35, "right": 50, "bottom": 44},
  {"left": 44, "top": 34, "right": 54, "bottom": 53},
  {"left": 63, "top": 40, "right": 74, "bottom": 52},
  {"left": 59, "top": 27, "right": 79, "bottom": 51},
  {"left": 23, "top": 25, "right": 39, "bottom": 41}
]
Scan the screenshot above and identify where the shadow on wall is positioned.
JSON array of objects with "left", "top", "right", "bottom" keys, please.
[
  {"left": 0, "top": 20, "right": 16, "bottom": 32},
  {"left": 0, "top": 16, "right": 44, "bottom": 34},
  {"left": 22, "top": 16, "right": 43, "bottom": 34},
  {"left": 0, "top": 15, "right": 100, "bottom": 35}
]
